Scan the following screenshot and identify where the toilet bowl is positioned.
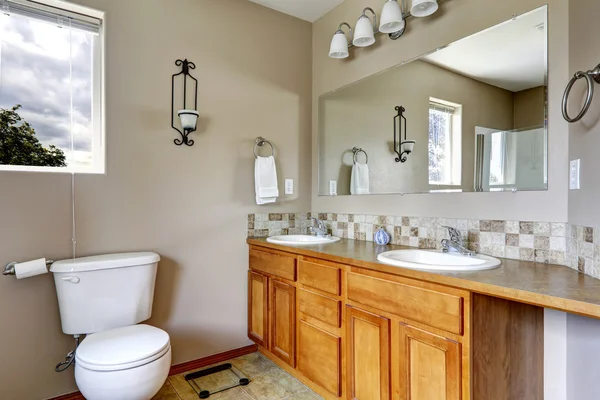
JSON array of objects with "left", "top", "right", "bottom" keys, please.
[{"left": 74, "top": 324, "right": 171, "bottom": 400}]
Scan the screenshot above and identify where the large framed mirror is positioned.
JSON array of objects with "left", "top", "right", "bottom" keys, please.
[{"left": 318, "top": 6, "right": 548, "bottom": 196}]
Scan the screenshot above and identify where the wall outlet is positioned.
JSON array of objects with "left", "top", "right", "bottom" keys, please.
[
  {"left": 329, "top": 180, "right": 337, "bottom": 196},
  {"left": 284, "top": 179, "right": 294, "bottom": 195},
  {"left": 570, "top": 159, "right": 581, "bottom": 190}
]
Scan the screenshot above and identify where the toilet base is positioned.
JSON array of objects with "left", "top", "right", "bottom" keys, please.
[{"left": 75, "top": 347, "right": 171, "bottom": 400}]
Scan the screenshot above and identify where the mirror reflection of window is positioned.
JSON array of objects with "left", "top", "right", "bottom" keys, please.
[{"left": 428, "top": 99, "right": 462, "bottom": 187}]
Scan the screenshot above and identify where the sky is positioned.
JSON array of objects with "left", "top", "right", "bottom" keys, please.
[{"left": 0, "top": 12, "right": 94, "bottom": 167}]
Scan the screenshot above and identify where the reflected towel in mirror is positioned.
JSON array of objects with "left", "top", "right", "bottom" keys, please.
[
  {"left": 351, "top": 163, "right": 370, "bottom": 195},
  {"left": 255, "top": 156, "right": 279, "bottom": 205}
]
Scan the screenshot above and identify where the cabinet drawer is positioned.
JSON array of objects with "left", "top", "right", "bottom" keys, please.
[
  {"left": 347, "top": 272, "right": 464, "bottom": 335},
  {"left": 250, "top": 248, "right": 296, "bottom": 281},
  {"left": 298, "top": 258, "right": 341, "bottom": 296},
  {"left": 299, "top": 289, "right": 341, "bottom": 328}
]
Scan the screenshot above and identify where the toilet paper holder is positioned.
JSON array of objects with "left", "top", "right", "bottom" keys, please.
[{"left": 3, "top": 260, "right": 54, "bottom": 276}]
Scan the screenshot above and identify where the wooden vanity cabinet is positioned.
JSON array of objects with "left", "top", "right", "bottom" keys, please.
[{"left": 248, "top": 243, "right": 546, "bottom": 400}]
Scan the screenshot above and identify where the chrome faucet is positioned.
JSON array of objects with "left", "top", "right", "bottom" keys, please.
[
  {"left": 441, "top": 226, "right": 475, "bottom": 256},
  {"left": 309, "top": 218, "right": 330, "bottom": 237}
]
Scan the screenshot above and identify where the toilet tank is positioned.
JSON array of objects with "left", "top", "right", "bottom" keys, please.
[{"left": 50, "top": 252, "right": 161, "bottom": 335}]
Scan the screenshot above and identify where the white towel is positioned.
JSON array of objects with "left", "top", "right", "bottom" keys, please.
[
  {"left": 255, "top": 156, "right": 279, "bottom": 205},
  {"left": 351, "top": 163, "right": 370, "bottom": 195}
]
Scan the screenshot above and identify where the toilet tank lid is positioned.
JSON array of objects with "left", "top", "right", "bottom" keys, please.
[{"left": 50, "top": 252, "right": 160, "bottom": 273}]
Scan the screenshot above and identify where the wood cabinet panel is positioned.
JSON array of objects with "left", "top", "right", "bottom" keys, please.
[
  {"left": 297, "top": 320, "right": 342, "bottom": 397},
  {"left": 248, "top": 271, "right": 268, "bottom": 348},
  {"left": 270, "top": 280, "right": 296, "bottom": 367},
  {"left": 397, "top": 323, "right": 461, "bottom": 400},
  {"left": 299, "top": 289, "right": 341, "bottom": 328},
  {"left": 250, "top": 248, "right": 296, "bottom": 281},
  {"left": 346, "top": 306, "right": 391, "bottom": 400},
  {"left": 347, "top": 272, "right": 464, "bottom": 335},
  {"left": 299, "top": 258, "right": 341, "bottom": 296}
]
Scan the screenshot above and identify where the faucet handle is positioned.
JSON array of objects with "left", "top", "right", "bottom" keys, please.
[{"left": 442, "top": 226, "right": 463, "bottom": 245}]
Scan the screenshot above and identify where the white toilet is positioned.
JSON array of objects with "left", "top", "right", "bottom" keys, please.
[{"left": 50, "top": 252, "right": 171, "bottom": 400}]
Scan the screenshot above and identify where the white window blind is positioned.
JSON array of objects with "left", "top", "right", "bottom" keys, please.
[{"left": 2, "top": 0, "right": 101, "bottom": 33}]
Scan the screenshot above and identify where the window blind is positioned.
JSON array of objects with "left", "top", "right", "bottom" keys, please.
[
  {"left": 2, "top": 0, "right": 101, "bottom": 34},
  {"left": 429, "top": 102, "right": 455, "bottom": 114}
]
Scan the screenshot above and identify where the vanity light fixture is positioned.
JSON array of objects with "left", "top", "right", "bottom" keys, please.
[
  {"left": 410, "top": 0, "right": 438, "bottom": 17},
  {"left": 329, "top": 22, "right": 353, "bottom": 59},
  {"left": 393, "top": 106, "right": 415, "bottom": 163},
  {"left": 329, "top": 0, "right": 442, "bottom": 59},
  {"left": 353, "top": 7, "right": 377, "bottom": 47},
  {"left": 171, "top": 58, "right": 199, "bottom": 146}
]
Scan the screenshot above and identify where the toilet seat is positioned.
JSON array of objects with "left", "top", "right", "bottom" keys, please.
[{"left": 76, "top": 324, "right": 170, "bottom": 371}]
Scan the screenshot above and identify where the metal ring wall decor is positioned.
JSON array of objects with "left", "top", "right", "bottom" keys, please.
[
  {"left": 562, "top": 63, "right": 600, "bottom": 123},
  {"left": 172, "top": 59, "right": 198, "bottom": 146}
]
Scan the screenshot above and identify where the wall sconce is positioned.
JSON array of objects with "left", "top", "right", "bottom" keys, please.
[
  {"left": 328, "top": 0, "right": 441, "bottom": 59},
  {"left": 171, "top": 59, "right": 198, "bottom": 146},
  {"left": 393, "top": 106, "right": 415, "bottom": 163}
]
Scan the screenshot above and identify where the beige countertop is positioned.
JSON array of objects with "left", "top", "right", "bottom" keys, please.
[{"left": 247, "top": 237, "right": 600, "bottom": 320}]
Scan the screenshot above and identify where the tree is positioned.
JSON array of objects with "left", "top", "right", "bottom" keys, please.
[{"left": 0, "top": 105, "right": 67, "bottom": 167}]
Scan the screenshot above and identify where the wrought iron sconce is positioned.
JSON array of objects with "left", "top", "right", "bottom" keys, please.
[
  {"left": 171, "top": 59, "right": 199, "bottom": 146},
  {"left": 393, "top": 106, "right": 415, "bottom": 163}
]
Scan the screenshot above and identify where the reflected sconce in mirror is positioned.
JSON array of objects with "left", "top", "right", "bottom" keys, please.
[
  {"left": 328, "top": 0, "right": 441, "bottom": 59},
  {"left": 171, "top": 59, "right": 199, "bottom": 146},
  {"left": 393, "top": 106, "right": 415, "bottom": 163}
]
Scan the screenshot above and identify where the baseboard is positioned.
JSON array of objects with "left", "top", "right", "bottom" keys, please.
[
  {"left": 48, "top": 344, "right": 258, "bottom": 400},
  {"left": 169, "top": 344, "right": 257, "bottom": 375}
]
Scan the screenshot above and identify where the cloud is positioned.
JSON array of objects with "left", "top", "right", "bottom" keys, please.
[{"left": 0, "top": 14, "right": 95, "bottom": 162}]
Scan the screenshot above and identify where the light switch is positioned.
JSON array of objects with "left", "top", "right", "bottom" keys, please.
[
  {"left": 570, "top": 159, "right": 580, "bottom": 190},
  {"left": 285, "top": 179, "right": 294, "bottom": 195},
  {"left": 329, "top": 180, "right": 337, "bottom": 196}
]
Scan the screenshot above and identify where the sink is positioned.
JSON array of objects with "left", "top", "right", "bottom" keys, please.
[
  {"left": 266, "top": 235, "right": 341, "bottom": 245},
  {"left": 377, "top": 249, "right": 501, "bottom": 272}
]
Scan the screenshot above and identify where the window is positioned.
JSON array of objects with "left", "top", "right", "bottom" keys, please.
[
  {"left": 0, "top": 0, "right": 104, "bottom": 173},
  {"left": 428, "top": 98, "right": 462, "bottom": 186}
]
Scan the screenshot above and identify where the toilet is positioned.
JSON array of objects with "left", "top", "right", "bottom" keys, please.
[{"left": 50, "top": 252, "right": 170, "bottom": 400}]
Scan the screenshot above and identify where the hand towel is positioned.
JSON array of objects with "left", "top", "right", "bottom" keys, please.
[
  {"left": 255, "top": 156, "right": 279, "bottom": 205},
  {"left": 351, "top": 162, "right": 370, "bottom": 195}
]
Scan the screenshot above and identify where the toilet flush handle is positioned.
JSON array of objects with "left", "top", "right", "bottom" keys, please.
[{"left": 61, "top": 276, "right": 80, "bottom": 284}]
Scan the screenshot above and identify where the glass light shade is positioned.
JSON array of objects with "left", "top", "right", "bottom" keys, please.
[
  {"left": 379, "top": 0, "right": 405, "bottom": 34},
  {"left": 411, "top": 0, "right": 438, "bottom": 17},
  {"left": 401, "top": 140, "right": 416, "bottom": 153},
  {"left": 178, "top": 109, "right": 199, "bottom": 131},
  {"left": 329, "top": 31, "right": 349, "bottom": 59},
  {"left": 353, "top": 16, "right": 376, "bottom": 47}
]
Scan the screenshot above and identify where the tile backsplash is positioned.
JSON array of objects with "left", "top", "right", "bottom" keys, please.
[{"left": 247, "top": 212, "right": 600, "bottom": 280}]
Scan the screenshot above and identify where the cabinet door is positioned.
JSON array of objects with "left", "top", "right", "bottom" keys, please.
[
  {"left": 397, "top": 323, "right": 461, "bottom": 400},
  {"left": 346, "top": 306, "right": 391, "bottom": 400},
  {"left": 270, "top": 279, "right": 296, "bottom": 366},
  {"left": 297, "top": 320, "right": 342, "bottom": 397},
  {"left": 248, "top": 271, "right": 268, "bottom": 348}
]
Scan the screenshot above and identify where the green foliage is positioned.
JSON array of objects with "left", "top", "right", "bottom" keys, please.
[{"left": 0, "top": 105, "right": 66, "bottom": 167}]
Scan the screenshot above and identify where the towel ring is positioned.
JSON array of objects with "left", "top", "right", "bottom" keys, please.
[
  {"left": 562, "top": 64, "right": 600, "bottom": 123},
  {"left": 352, "top": 147, "right": 368, "bottom": 164},
  {"left": 254, "top": 137, "right": 274, "bottom": 159}
]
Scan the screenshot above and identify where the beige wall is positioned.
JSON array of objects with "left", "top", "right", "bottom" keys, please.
[
  {"left": 0, "top": 1, "right": 312, "bottom": 399},
  {"left": 318, "top": 60, "right": 515, "bottom": 195},
  {"left": 312, "top": 0, "right": 569, "bottom": 221},
  {"left": 568, "top": 0, "right": 600, "bottom": 228},
  {"left": 514, "top": 86, "right": 546, "bottom": 129}
]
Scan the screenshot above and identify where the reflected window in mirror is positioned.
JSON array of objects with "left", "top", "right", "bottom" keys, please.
[{"left": 428, "top": 99, "right": 462, "bottom": 187}]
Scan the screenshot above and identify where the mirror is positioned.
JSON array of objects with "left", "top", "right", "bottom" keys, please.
[{"left": 318, "top": 6, "right": 548, "bottom": 196}]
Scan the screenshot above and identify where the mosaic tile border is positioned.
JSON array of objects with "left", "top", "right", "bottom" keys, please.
[{"left": 247, "top": 213, "right": 600, "bottom": 280}]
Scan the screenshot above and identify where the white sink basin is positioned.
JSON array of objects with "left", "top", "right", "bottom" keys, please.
[
  {"left": 377, "top": 249, "right": 501, "bottom": 272},
  {"left": 267, "top": 235, "right": 341, "bottom": 245}
]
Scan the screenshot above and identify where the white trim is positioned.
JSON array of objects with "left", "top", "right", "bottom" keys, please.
[{"left": 544, "top": 309, "right": 567, "bottom": 400}]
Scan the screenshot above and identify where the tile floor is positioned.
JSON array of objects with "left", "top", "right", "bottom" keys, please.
[{"left": 152, "top": 352, "right": 323, "bottom": 400}]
